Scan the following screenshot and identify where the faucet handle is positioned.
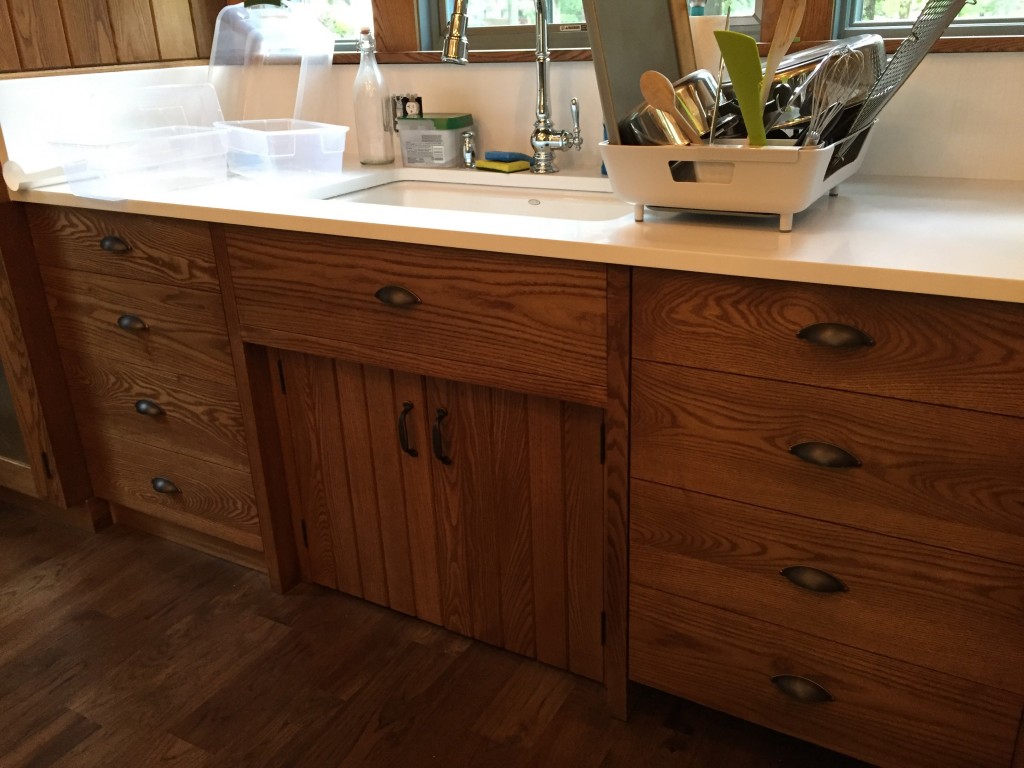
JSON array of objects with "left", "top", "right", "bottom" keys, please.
[{"left": 569, "top": 98, "right": 583, "bottom": 150}]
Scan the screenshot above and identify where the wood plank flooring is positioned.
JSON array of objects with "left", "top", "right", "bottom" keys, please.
[{"left": 0, "top": 498, "right": 872, "bottom": 767}]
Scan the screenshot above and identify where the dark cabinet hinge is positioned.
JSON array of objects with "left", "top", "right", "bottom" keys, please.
[
  {"left": 40, "top": 451, "right": 52, "bottom": 480},
  {"left": 277, "top": 359, "right": 287, "bottom": 393},
  {"left": 599, "top": 422, "right": 606, "bottom": 465},
  {"left": 600, "top": 611, "right": 607, "bottom": 645},
  {"left": 300, "top": 519, "right": 309, "bottom": 548}
]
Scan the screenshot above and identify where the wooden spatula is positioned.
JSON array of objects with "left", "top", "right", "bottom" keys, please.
[{"left": 759, "top": 0, "right": 806, "bottom": 109}]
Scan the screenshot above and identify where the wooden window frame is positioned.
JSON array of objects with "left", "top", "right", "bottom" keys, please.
[{"left": 349, "top": 0, "right": 1023, "bottom": 64}]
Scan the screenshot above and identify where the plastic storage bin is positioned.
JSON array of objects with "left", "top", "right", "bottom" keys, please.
[
  {"left": 398, "top": 113, "right": 474, "bottom": 168},
  {"left": 214, "top": 118, "right": 347, "bottom": 178},
  {"left": 49, "top": 83, "right": 228, "bottom": 200}
]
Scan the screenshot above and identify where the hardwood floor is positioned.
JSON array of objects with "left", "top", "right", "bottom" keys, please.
[{"left": 0, "top": 498, "right": 872, "bottom": 767}]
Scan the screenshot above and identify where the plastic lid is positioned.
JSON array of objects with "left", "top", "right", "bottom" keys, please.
[{"left": 397, "top": 113, "right": 474, "bottom": 130}]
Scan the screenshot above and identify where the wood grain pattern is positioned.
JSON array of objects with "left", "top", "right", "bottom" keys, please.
[
  {"left": 189, "top": 0, "right": 224, "bottom": 58},
  {"left": 372, "top": 0, "right": 419, "bottom": 53},
  {"left": 630, "top": 586, "right": 1023, "bottom": 768},
  {"left": 633, "top": 270, "right": 1024, "bottom": 418},
  {"left": 42, "top": 266, "right": 235, "bottom": 385},
  {"left": 0, "top": 0, "right": 23, "bottom": 70},
  {"left": 105, "top": 0, "right": 159, "bottom": 62},
  {"left": 29, "top": 207, "right": 220, "bottom": 291},
  {"left": 60, "top": 354, "right": 250, "bottom": 472},
  {"left": 7, "top": 0, "right": 69, "bottom": 69},
  {"left": 631, "top": 479, "right": 1024, "bottom": 694},
  {"left": 87, "top": 436, "right": 260, "bottom": 550},
  {"left": 224, "top": 226, "right": 608, "bottom": 407},
  {"left": 57, "top": 0, "right": 117, "bottom": 66},
  {"left": 631, "top": 361, "right": 1024, "bottom": 565},
  {"left": 152, "top": 0, "right": 198, "bottom": 59},
  {"left": 761, "top": 0, "right": 833, "bottom": 44}
]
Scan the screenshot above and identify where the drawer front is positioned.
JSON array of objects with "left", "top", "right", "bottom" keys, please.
[
  {"left": 224, "top": 226, "right": 609, "bottom": 406},
  {"left": 42, "top": 266, "right": 235, "bottom": 384},
  {"left": 631, "top": 361, "right": 1024, "bottom": 565},
  {"left": 28, "top": 206, "right": 220, "bottom": 291},
  {"left": 630, "top": 586, "right": 1023, "bottom": 768},
  {"left": 62, "top": 355, "right": 250, "bottom": 473},
  {"left": 85, "top": 435, "right": 261, "bottom": 551},
  {"left": 633, "top": 270, "right": 1024, "bottom": 418},
  {"left": 631, "top": 479, "right": 1024, "bottom": 694}
]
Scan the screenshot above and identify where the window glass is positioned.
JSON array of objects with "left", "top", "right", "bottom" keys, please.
[
  {"left": 837, "top": 0, "right": 1023, "bottom": 36},
  {"left": 320, "top": 0, "right": 374, "bottom": 41},
  {"left": 466, "top": 0, "right": 585, "bottom": 26}
]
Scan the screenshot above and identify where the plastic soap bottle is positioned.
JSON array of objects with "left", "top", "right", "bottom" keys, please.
[{"left": 353, "top": 27, "right": 395, "bottom": 165}]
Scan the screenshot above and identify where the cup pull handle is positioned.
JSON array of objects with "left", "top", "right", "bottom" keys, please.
[
  {"left": 134, "top": 399, "right": 165, "bottom": 417},
  {"left": 99, "top": 235, "right": 132, "bottom": 254},
  {"left": 789, "top": 442, "right": 861, "bottom": 468},
  {"left": 771, "top": 675, "right": 834, "bottom": 703},
  {"left": 151, "top": 477, "right": 179, "bottom": 494},
  {"left": 796, "top": 322, "right": 874, "bottom": 349},
  {"left": 375, "top": 285, "right": 421, "bottom": 308},
  {"left": 780, "top": 566, "right": 848, "bottom": 594},
  {"left": 117, "top": 314, "right": 148, "bottom": 332}
]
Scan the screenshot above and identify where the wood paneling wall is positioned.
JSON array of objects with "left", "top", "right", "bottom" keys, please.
[{"left": 0, "top": 0, "right": 225, "bottom": 72}]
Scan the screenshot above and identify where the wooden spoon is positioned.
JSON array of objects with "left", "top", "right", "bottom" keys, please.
[
  {"left": 639, "top": 69, "right": 702, "bottom": 144},
  {"left": 759, "top": 0, "right": 806, "bottom": 109}
]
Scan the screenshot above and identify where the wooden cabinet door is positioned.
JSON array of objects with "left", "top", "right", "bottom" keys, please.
[{"left": 272, "top": 350, "right": 605, "bottom": 681}]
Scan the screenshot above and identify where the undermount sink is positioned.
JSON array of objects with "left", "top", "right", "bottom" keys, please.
[{"left": 326, "top": 174, "right": 632, "bottom": 222}]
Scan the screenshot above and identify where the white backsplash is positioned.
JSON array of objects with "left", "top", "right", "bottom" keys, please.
[{"left": 1, "top": 51, "right": 1023, "bottom": 181}]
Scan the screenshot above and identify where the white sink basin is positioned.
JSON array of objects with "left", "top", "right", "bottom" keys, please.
[{"left": 328, "top": 175, "right": 632, "bottom": 222}]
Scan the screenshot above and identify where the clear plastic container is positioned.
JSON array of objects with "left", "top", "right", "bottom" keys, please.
[
  {"left": 215, "top": 118, "right": 348, "bottom": 178},
  {"left": 48, "top": 83, "right": 228, "bottom": 200}
]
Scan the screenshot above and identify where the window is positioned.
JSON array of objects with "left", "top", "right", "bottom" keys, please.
[
  {"left": 836, "top": 0, "right": 1024, "bottom": 38},
  {"left": 319, "top": 0, "right": 375, "bottom": 49},
  {"left": 423, "top": 0, "right": 590, "bottom": 51}
]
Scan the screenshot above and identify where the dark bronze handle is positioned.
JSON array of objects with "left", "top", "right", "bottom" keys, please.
[
  {"left": 116, "top": 314, "right": 148, "bottom": 332},
  {"left": 374, "top": 285, "right": 422, "bottom": 308},
  {"left": 100, "top": 235, "right": 132, "bottom": 253},
  {"left": 789, "top": 442, "right": 861, "bottom": 468},
  {"left": 431, "top": 407, "right": 452, "bottom": 465},
  {"left": 771, "top": 675, "right": 834, "bottom": 703},
  {"left": 398, "top": 401, "right": 418, "bottom": 457},
  {"left": 796, "top": 322, "right": 874, "bottom": 349},
  {"left": 151, "top": 477, "right": 179, "bottom": 494},
  {"left": 134, "top": 399, "right": 165, "bottom": 417},
  {"left": 781, "top": 566, "right": 848, "bottom": 594}
]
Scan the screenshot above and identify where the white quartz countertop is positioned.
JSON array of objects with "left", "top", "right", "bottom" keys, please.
[{"left": 11, "top": 167, "right": 1024, "bottom": 304}]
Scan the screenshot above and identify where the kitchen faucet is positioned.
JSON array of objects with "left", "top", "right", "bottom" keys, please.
[{"left": 441, "top": 0, "right": 583, "bottom": 174}]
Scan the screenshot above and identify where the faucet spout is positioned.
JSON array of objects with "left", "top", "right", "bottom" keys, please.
[{"left": 440, "top": 0, "right": 583, "bottom": 173}]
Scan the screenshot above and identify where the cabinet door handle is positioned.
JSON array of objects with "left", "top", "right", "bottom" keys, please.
[
  {"left": 771, "top": 675, "right": 834, "bottom": 703},
  {"left": 780, "top": 565, "right": 848, "bottom": 594},
  {"left": 116, "top": 314, "right": 148, "bottom": 332},
  {"left": 796, "top": 322, "right": 874, "bottom": 349},
  {"left": 374, "top": 285, "right": 422, "bottom": 308},
  {"left": 134, "top": 399, "right": 165, "bottom": 417},
  {"left": 99, "top": 235, "right": 132, "bottom": 254},
  {"left": 431, "top": 408, "right": 452, "bottom": 465},
  {"left": 789, "top": 441, "right": 861, "bottom": 468},
  {"left": 398, "top": 401, "right": 418, "bottom": 457},
  {"left": 151, "top": 477, "right": 179, "bottom": 494}
]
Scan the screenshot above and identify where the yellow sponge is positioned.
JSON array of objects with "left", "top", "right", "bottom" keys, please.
[{"left": 475, "top": 159, "right": 531, "bottom": 173}]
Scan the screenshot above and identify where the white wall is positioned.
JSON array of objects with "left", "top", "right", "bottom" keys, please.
[{"left": 2, "top": 52, "right": 1023, "bottom": 181}]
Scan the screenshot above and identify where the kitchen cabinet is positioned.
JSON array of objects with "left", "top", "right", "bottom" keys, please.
[
  {"left": 221, "top": 226, "right": 628, "bottom": 693},
  {"left": 28, "top": 205, "right": 261, "bottom": 566},
  {"left": 628, "top": 269, "right": 1024, "bottom": 768},
  {"left": 0, "top": 201, "right": 93, "bottom": 516},
  {"left": 271, "top": 351, "right": 605, "bottom": 680}
]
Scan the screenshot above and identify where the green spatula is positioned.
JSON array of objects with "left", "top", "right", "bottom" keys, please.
[{"left": 713, "top": 29, "right": 767, "bottom": 147}]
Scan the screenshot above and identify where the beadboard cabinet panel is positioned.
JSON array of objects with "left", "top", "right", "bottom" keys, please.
[
  {"left": 7, "top": 0, "right": 69, "bottom": 70},
  {"left": 0, "top": 0, "right": 22, "bottom": 71},
  {"left": 59, "top": 0, "right": 117, "bottom": 66},
  {"left": 152, "top": 0, "right": 199, "bottom": 60}
]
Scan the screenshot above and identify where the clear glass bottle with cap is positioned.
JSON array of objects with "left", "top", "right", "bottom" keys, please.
[{"left": 353, "top": 27, "right": 395, "bottom": 165}]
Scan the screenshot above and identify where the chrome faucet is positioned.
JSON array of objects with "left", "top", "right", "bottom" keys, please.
[{"left": 441, "top": 0, "right": 583, "bottom": 174}]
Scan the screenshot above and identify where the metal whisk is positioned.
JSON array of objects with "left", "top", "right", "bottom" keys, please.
[{"left": 802, "top": 46, "right": 865, "bottom": 147}]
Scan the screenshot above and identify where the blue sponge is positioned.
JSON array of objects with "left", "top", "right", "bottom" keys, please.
[{"left": 484, "top": 151, "right": 533, "bottom": 164}]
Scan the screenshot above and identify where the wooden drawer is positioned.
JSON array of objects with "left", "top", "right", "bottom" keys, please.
[
  {"left": 61, "top": 355, "right": 250, "bottom": 473},
  {"left": 27, "top": 206, "right": 220, "bottom": 291},
  {"left": 631, "top": 360, "right": 1024, "bottom": 565},
  {"left": 633, "top": 270, "right": 1024, "bottom": 418},
  {"left": 224, "top": 226, "right": 609, "bottom": 407},
  {"left": 631, "top": 479, "right": 1024, "bottom": 694},
  {"left": 85, "top": 435, "right": 261, "bottom": 552},
  {"left": 630, "top": 586, "right": 1023, "bottom": 768},
  {"left": 42, "top": 266, "right": 235, "bottom": 384}
]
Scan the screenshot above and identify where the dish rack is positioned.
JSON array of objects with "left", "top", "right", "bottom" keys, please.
[{"left": 599, "top": 126, "right": 874, "bottom": 231}]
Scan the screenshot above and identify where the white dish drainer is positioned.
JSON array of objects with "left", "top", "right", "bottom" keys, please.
[{"left": 598, "top": 125, "right": 874, "bottom": 231}]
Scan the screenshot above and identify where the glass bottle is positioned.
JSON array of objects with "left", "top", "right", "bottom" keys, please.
[{"left": 353, "top": 27, "right": 395, "bottom": 165}]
